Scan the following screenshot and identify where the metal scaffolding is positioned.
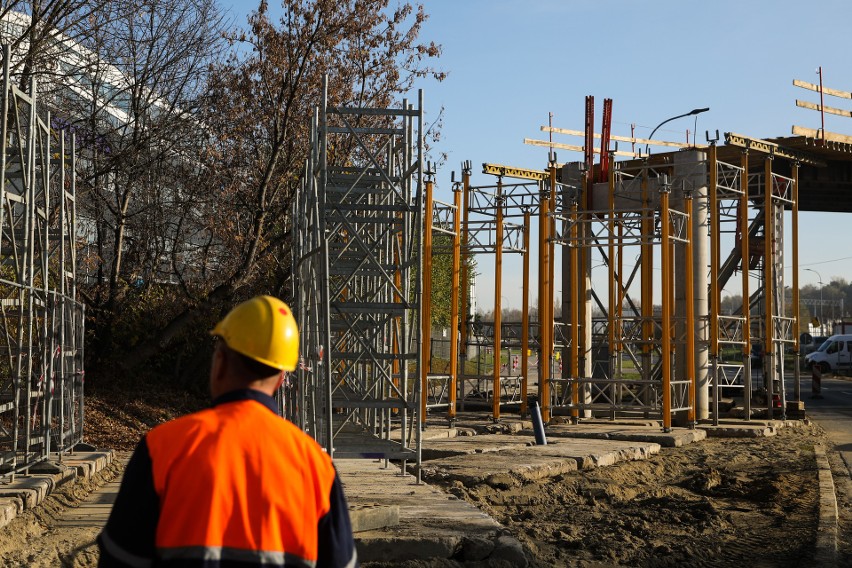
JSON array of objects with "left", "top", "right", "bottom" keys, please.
[
  {"left": 293, "top": 79, "right": 423, "bottom": 465},
  {"left": 0, "top": 45, "right": 84, "bottom": 479},
  {"left": 293, "top": 88, "right": 803, "bottom": 439}
]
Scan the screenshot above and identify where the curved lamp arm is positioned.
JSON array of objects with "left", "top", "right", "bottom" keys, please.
[{"left": 645, "top": 107, "right": 710, "bottom": 155}]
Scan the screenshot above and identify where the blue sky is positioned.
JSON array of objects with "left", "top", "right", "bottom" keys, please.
[{"left": 227, "top": 1, "right": 852, "bottom": 311}]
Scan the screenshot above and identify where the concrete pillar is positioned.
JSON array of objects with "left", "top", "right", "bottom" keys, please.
[
  {"left": 561, "top": 163, "right": 592, "bottom": 416},
  {"left": 673, "top": 151, "right": 710, "bottom": 421}
]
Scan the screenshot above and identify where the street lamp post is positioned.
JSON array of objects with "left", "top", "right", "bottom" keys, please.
[
  {"left": 645, "top": 107, "right": 710, "bottom": 155},
  {"left": 805, "top": 268, "right": 823, "bottom": 333}
]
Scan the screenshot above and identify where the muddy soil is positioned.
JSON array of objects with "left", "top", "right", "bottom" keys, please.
[{"left": 426, "top": 422, "right": 843, "bottom": 568}]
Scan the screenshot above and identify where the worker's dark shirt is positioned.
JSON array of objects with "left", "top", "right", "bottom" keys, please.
[{"left": 97, "top": 389, "right": 357, "bottom": 568}]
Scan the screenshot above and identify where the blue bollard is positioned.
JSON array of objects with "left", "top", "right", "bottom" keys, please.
[{"left": 532, "top": 401, "right": 547, "bottom": 445}]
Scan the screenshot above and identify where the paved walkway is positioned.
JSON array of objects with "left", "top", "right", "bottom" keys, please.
[{"left": 55, "top": 476, "right": 120, "bottom": 529}]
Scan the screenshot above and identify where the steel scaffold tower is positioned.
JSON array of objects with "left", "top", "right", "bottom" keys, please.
[
  {"left": 293, "top": 80, "right": 423, "bottom": 465},
  {"left": 0, "top": 45, "right": 84, "bottom": 478}
]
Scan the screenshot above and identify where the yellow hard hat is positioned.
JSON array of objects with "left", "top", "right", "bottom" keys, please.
[{"left": 211, "top": 296, "right": 299, "bottom": 371}]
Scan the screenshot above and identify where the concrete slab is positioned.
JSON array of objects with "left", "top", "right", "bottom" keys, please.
[
  {"left": 337, "top": 459, "right": 527, "bottom": 565},
  {"left": 539, "top": 423, "right": 707, "bottom": 447},
  {"left": 419, "top": 449, "right": 579, "bottom": 488},
  {"left": 421, "top": 433, "right": 533, "bottom": 460},
  {"left": 349, "top": 503, "right": 399, "bottom": 533},
  {"left": 420, "top": 437, "right": 661, "bottom": 487}
]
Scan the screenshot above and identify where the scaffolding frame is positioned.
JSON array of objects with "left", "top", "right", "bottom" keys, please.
[
  {"left": 551, "top": 160, "right": 695, "bottom": 430},
  {"left": 460, "top": 170, "right": 540, "bottom": 421},
  {"left": 293, "top": 79, "right": 423, "bottom": 466},
  {"left": 427, "top": 139, "right": 799, "bottom": 430},
  {"left": 0, "top": 45, "right": 84, "bottom": 479}
]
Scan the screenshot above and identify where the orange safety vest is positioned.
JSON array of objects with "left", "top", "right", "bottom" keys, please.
[{"left": 145, "top": 397, "right": 337, "bottom": 565}]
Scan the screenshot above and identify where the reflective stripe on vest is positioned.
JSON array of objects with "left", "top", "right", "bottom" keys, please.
[
  {"left": 146, "top": 399, "right": 336, "bottom": 563},
  {"left": 157, "top": 545, "right": 316, "bottom": 567}
]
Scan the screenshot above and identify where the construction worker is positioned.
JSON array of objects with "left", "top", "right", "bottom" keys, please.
[{"left": 97, "top": 295, "right": 358, "bottom": 568}]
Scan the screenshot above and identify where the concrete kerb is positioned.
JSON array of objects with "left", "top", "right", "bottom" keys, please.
[
  {"left": 813, "top": 444, "right": 839, "bottom": 567},
  {"left": 0, "top": 447, "right": 113, "bottom": 532}
]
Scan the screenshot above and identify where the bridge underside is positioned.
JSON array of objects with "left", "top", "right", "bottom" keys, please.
[{"left": 742, "top": 135, "right": 852, "bottom": 213}]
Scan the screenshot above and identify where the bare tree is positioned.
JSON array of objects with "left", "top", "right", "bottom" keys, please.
[
  {"left": 121, "top": 0, "right": 443, "bottom": 372},
  {"left": 42, "top": 0, "right": 229, "bottom": 369}
]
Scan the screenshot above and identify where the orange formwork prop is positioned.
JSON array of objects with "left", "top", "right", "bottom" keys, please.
[
  {"left": 493, "top": 178, "right": 504, "bottom": 421},
  {"left": 660, "top": 179, "right": 673, "bottom": 432},
  {"left": 539, "top": 178, "right": 551, "bottom": 422},
  {"left": 448, "top": 181, "right": 461, "bottom": 422},
  {"left": 521, "top": 211, "right": 531, "bottom": 417}
]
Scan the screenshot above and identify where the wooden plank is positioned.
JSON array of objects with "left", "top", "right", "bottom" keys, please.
[
  {"left": 791, "top": 125, "right": 852, "bottom": 144},
  {"left": 793, "top": 79, "right": 852, "bottom": 99},
  {"left": 523, "top": 137, "right": 636, "bottom": 157},
  {"left": 795, "top": 99, "right": 852, "bottom": 118},
  {"left": 540, "top": 126, "right": 704, "bottom": 149}
]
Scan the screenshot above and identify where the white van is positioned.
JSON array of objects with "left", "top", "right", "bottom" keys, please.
[{"left": 805, "top": 334, "right": 852, "bottom": 373}]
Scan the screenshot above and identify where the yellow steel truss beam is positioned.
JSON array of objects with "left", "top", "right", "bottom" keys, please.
[{"left": 482, "top": 162, "right": 548, "bottom": 180}]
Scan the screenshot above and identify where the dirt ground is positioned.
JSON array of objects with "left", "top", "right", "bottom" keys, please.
[
  {"left": 420, "top": 422, "right": 851, "bottom": 568},
  {"left": 0, "top": 399, "right": 850, "bottom": 567},
  {"left": 0, "top": 460, "right": 124, "bottom": 567}
]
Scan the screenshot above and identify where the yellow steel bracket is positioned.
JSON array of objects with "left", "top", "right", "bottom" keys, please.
[
  {"left": 482, "top": 163, "right": 549, "bottom": 181},
  {"left": 724, "top": 132, "right": 824, "bottom": 167}
]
